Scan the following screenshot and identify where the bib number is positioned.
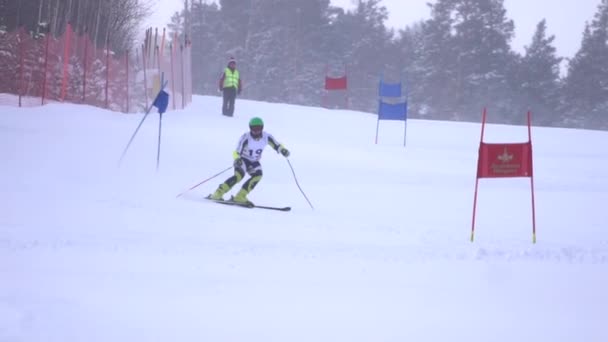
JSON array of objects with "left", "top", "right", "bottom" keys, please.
[{"left": 248, "top": 149, "right": 262, "bottom": 159}]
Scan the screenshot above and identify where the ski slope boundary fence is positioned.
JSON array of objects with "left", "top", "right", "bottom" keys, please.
[{"left": 0, "top": 25, "right": 191, "bottom": 113}]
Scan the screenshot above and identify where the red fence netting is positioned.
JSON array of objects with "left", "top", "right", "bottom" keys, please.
[{"left": 0, "top": 25, "right": 191, "bottom": 112}]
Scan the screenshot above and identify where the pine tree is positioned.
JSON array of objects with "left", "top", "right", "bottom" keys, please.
[
  {"left": 451, "top": 0, "right": 516, "bottom": 122},
  {"left": 412, "top": 0, "right": 518, "bottom": 122},
  {"left": 285, "top": 0, "right": 333, "bottom": 105},
  {"left": 515, "top": 19, "right": 562, "bottom": 126},
  {"left": 20, "top": 32, "right": 46, "bottom": 99},
  {"left": 66, "top": 54, "right": 84, "bottom": 103},
  {"left": 189, "top": 1, "right": 221, "bottom": 95},
  {"left": 240, "top": 0, "right": 296, "bottom": 101},
  {"left": 218, "top": 0, "right": 251, "bottom": 57},
  {"left": 327, "top": 0, "right": 393, "bottom": 110},
  {"left": 85, "top": 58, "right": 107, "bottom": 106},
  {"left": 0, "top": 0, "right": 8, "bottom": 31},
  {"left": 563, "top": 0, "right": 608, "bottom": 129},
  {"left": 0, "top": 27, "right": 20, "bottom": 94},
  {"left": 394, "top": 23, "right": 426, "bottom": 117},
  {"left": 412, "top": 0, "right": 459, "bottom": 119},
  {"left": 167, "top": 11, "right": 185, "bottom": 42}
]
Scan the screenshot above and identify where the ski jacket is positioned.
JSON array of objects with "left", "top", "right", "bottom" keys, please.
[{"left": 233, "top": 132, "right": 284, "bottom": 162}]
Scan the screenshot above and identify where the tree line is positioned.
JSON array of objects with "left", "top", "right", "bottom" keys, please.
[
  {"left": 0, "top": 0, "right": 150, "bottom": 52},
  {"left": 2, "top": 0, "right": 607, "bottom": 130},
  {"left": 167, "top": 0, "right": 608, "bottom": 130}
]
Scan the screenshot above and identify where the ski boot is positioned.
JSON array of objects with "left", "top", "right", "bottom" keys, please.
[
  {"left": 232, "top": 188, "right": 254, "bottom": 207},
  {"left": 207, "top": 183, "right": 230, "bottom": 201}
]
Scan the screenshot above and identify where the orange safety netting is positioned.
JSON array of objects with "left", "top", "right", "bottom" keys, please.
[{"left": 0, "top": 25, "right": 191, "bottom": 112}]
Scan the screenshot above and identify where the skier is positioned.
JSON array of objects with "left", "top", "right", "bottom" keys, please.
[
  {"left": 207, "top": 117, "right": 290, "bottom": 206},
  {"left": 219, "top": 57, "right": 242, "bottom": 117}
]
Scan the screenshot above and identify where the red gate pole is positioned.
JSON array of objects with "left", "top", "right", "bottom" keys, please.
[
  {"left": 528, "top": 111, "right": 537, "bottom": 243},
  {"left": 470, "top": 181, "right": 481, "bottom": 242},
  {"left": 322, "top": 64, "right": 327, "bottom": 108},
  {"left": 470, "top": 108, "right": 487, "bottom": 242},
  {"left": 375, "top": 116, "right": 380, "bottom": 144},
  {"left": 344, "top": 64, "right": 348, "bottom": 109}
]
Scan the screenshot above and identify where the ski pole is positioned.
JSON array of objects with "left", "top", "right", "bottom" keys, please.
[
  {"left": 286, "top": 158, "right": 314, "bottom": 210},
  {"left": 156, "top": 73, "right": 169, "bottom": 172},
  {"left": 176, "top": 166, "right": 232, "bottom": 198},
  {"left": 156, "top": 112, "right": 163, "bottom": 171},
  {"left": 118, "top": 79, "right": 169, "bottom": 167},
  {"left": 118, "top": 106, "right": 153, "bottom": 166}
]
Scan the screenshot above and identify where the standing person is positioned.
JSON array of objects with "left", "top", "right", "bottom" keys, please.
[
  {"left": 208, "top": 117, "right": 290, "bottom": 206},
  {"left": 219, "top": 57, "right": 242, "bottom": 117}
]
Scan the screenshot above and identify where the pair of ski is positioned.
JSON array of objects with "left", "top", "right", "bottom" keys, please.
[{"left": 206, "top": 196, "right": 291, "bottom": 212}]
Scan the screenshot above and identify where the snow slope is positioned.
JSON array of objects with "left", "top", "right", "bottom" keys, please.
[{"left": 1, "top": 95, "right": 607, "bottom": 342}]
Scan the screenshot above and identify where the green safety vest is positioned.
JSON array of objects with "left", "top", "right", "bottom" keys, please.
[{"left": 223, "top": 68, "right": 240, "bottom": 88}]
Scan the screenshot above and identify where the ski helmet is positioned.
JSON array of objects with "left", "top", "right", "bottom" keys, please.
[
  {"left": 249, "top": 117, "right": 264, "bottom": 127},
  {"left": 249, "top": 117, "right": 264, "bottom": 138}
]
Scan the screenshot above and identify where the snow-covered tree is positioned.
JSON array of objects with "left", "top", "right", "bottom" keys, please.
[
  {"left": 562, "top": 0, "right": 608, "bottom": 129},
  {"left": 326, "top": 0, "right": 394, "bottom": 110},
  {"left": 514, "top": 19, "right": 562, "bottom": 126},
  {"left": 0, "top": 0, "right": 151, "bottom": 52}
]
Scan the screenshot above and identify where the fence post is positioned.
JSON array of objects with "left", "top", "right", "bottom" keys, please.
[
  {"left": 160, "top": 28, "right": 166, "bottom": 58},
  {"left": 155, "top": 45, "right": 161, "bottom": 77},
  {"left": 61, "top": 23, "right": 72, "bottom": 102},
  {"left": 152, "top": 28, "right": 158, "bottom": 70},
  {"left": 126, "top": 50, "right": 130, "bottom": 113},
  {"left": 170, "top": 43, "right": 176, "bottom": 110},
  {"left": 147, "top": 29, "right": 152, "bottom": 68},
  {"left": 186, "top": 42, "right": 191, "bottom": 105},
  {"left": 41, "top": 32, "right": 51, "bottom": 105},
  {"left": 188, "top": 43, "right": 192, "bottom": 104},
  {"left": 18, "top": 29, "right": 25, "bottom": 107},
  {"left": 105, "top": 39, "right": 110, "bottom": 109},
  {"left": 142, "top": 44, "right": 149, "bottom": 110},
  {"left": 82, "top": 32, "right": 89, "bottom": 103},
  {"left": 180, "top": 44, "right": 185, "bottom": 109}
]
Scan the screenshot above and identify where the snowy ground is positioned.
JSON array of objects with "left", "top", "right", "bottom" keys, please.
[{"left": 1, "top": 95, "right": 607, "bottom": 342}]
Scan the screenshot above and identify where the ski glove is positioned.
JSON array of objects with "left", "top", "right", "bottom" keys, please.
[
  {"left": 279, "top": 147, "right": 290, "bottom": 157},
  {"left": 234, "top": 157, "right": 243, "bottom": 168}
]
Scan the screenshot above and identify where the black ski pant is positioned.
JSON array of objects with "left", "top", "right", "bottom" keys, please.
[{"left": 222, "top": 87, "right": 237, "bottom": 116}]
